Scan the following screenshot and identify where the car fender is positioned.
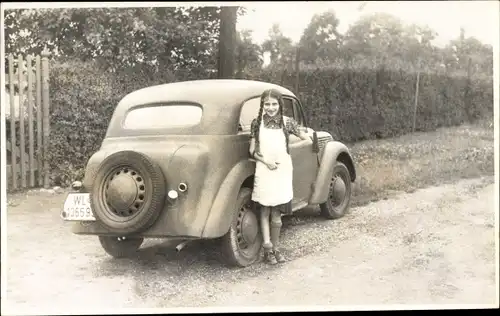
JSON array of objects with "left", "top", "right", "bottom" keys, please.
[
  {"left": 201, "top": 159, "right": 255, "bottom": 238},
  {"left": 309, "top": 141, "right": 356, "bottom": 205}
]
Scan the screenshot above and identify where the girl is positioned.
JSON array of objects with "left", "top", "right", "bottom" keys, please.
[{"left": 249, "top": 89, "right": 312, "bottom": 265}]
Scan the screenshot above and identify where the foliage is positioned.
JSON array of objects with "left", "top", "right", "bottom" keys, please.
[
  {"left": 340, "top": 13, "right": 442, "bottom": 71},
  {"left": 5, "top": 7, "right": 492, "bottom": 78},
  {"left": 46, "top": 60, "right": 117, "bottom": 186},
  {"left": 444, "top": 32, "right": 494, "bottom": 76},
  {"left": 4, "top": 9, "right": 44, "bottom": 57},
  {"left": 299, "top": 10, "right": 343, "bottom": 64},
  {"left": 4, "top": 7, "right": 222, "bottom": 71},
  {"left": 260, "top": 11, "right": 492, "bottom": 80},
  {"left": 243, "top": 66, "right": 493, "bottom": 144},
  {"left": 235, "top": 29, "right": 264, "bottom": 77},
  {"left": 262, "top": 24, "right": 296, "bottom": 69}
]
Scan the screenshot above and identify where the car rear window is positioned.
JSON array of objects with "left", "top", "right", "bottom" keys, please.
[{"left": 123, "top": 104, "right": 202, "bottom": 130}]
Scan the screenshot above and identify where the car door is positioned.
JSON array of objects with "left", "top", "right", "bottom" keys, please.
[{"left": 283, "top": 97, "right": 318, "bottom": 209}]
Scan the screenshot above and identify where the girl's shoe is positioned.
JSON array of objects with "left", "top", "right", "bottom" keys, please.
[
  {"left": 273, "top": 250, "right": 286, "bottom": 263},
  {"left": 264, "top": 251, "right": 278, "bottom": 265}
]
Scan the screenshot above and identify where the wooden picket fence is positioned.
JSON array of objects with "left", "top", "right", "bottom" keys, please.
[{"left": 5, "top": 52, "right": 51, "bottom": 190}]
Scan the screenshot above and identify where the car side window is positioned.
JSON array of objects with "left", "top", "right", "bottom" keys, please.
[
  {"left": 239, "top": 97, "right": 260, "bottom": 132},
  {"left": 292, "top": 98, "right": 306, "bottom": 127},
  {"left": 283, "top": 97, "right": 306, "bottom": 127},
  {"left": 281, "top": 98, "right": 294, "bottom": 118},
  {"left": 239, "top": 96, "right": 304, "bottom": 133}
]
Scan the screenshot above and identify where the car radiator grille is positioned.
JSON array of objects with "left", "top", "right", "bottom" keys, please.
[{"left": 318, "top": 135, "right": 333, "bottom": 153}]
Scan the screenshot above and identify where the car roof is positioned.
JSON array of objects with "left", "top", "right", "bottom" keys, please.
[
  {"left": 117, "top": 79, "right": 296, "bottom": 109},
  {"left": 106, "top": 79, "right": 297, "bottom": 137}
]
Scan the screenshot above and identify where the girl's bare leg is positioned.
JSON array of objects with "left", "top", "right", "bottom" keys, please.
[
  {"left": 260, "top": 206, "right": 272, "bottom": 250},
  {"left": 270, "top": 207, "right": 286, "bottom": 263},
  {"left": 260, "top": 206, "right": 277, "bottom": 264}
]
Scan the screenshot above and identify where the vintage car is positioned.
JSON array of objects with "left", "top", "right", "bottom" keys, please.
[{"left": 61, "top": 79, "right": 356, "bottom": 267}]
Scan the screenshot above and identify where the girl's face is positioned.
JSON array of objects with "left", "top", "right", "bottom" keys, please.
[{"left": 263, "top": 96, "right": 280, "bottom": 117}]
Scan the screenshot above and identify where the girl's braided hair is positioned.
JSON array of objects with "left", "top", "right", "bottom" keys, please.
[{"left": 254, "top": 89, "right": 290, "bottom": 156}]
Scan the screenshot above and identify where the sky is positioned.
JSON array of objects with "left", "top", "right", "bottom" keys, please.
[{"left": 236, "top": 1, "right": 499, "bottom": 48}]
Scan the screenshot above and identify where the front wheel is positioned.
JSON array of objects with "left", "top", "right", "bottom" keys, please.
[
  {"left": 98, "top": 236, "right": 144, "bottom": 258},
  {"left": 220, "top": 187, "right": 263, "bottom": 267},
  {"left": 320, "top": 161, "right": 352, "bottom": 219}
]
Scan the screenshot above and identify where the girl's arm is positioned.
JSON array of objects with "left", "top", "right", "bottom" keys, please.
[
  {"left": 249, "top": 138, "right": 278, "bottom": 170},
  {"left": 249, "top": 136, "right": 256, "bottom": 157},
  {"left": 286, "top": 117, "right": 313, "bottom": 142},
  {"left": 297, "top": 129, "right": 311, "bottom": 141}
]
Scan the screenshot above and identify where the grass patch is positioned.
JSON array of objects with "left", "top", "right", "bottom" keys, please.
[{"left": 350, "top": 122, "right": 495, "bottom": 207}]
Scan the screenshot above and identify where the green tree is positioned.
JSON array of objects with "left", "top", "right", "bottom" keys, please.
[
  {"left": 401, "top": 23, "right": 439, "bottom": 70},
  {"left": 235, "top": 29, "right": 263, "bottom": 78},
  {"left": 341, "top": 12, "right": 444, "bottom": 71},
  {"left": 447, "top": 29, "right": 493, "bottom": 76},
  {"left": 342, "top": 12, "right": 407, "bottom": 67},
  {"left": 4, "top": 7, "right": 222, "bottom": 72},
  {"left": 261, "top": 24, "right": 295, "bottom": 69},
  {"left": 299, "top": 10, "right": 343, "bottom": 64}
]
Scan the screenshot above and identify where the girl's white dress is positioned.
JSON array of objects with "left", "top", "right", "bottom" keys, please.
[{"left": 251, "top": 122, "right": 293, "bottom": 207}]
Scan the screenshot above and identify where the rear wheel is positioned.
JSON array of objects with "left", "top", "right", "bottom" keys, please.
[
  {"left": 320, "top": 161, "right": 352, "bottom": 219},
  {"left": 220, "top": 188, "right": 262, "bottom": 267},
  {"left": 98, "top": 236, "right": 144, "bottom": 258}
]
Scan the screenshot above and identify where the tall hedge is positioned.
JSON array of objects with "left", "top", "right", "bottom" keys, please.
[
  {"left": 46, "top": 60, "right": 493, "bottom": 186},
  {"left": 245, "top": 67, "right": 493, "bottom": 142}
]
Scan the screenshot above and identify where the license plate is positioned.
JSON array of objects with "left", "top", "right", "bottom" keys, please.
[{"left": 61, "top": 193, "right": 96, "bottom": 221}]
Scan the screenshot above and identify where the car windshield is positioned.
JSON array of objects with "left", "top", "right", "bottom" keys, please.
[{"left": 123, "top": 104, "right": 203, "bottom": 130}]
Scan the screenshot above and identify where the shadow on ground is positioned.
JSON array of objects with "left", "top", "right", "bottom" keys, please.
[{"left": 93, "top": 205, "right": 327, "bottom": 278}]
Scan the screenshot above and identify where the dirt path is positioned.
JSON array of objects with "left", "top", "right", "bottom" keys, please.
[
  {"left": 3, "top": 176, "right": 497, "bottom": 314},
  {"left": 207, "top": 177, "right": 497, "bottom": 307}
]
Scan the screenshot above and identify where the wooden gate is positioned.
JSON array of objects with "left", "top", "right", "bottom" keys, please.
[{"left": 5, "top": 51, "right": 51, "bottom": 190}]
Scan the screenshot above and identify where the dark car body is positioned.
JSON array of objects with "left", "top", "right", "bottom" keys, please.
[{"left": 62, "top": 79, "right": 356, "bottom": 267}]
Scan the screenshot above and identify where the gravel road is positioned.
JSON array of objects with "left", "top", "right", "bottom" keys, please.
[{"left": 3, "top": 176, "right": 498, "bottom": 314}]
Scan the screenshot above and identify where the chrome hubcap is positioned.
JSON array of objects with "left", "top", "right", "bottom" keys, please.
[
  {"left": 329, "top": 175, "right": 346, "bottom": 206},
  {"left": 236, "top": 203, "right": 258, "bottom": 248},
  {"left": 107, "top": 174, "right": 137, "bottom": 210},
  {"left": 104, "top": 167, "right": 146, "bottom": 217}
]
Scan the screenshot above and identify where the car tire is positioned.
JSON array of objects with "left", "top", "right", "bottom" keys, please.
[
  {"left": 220, "top": 187, "right": 263, "bottom": 268},
  {"left": 90, "top": 150, "right": 166, "bottom": 235},
  {"left": 320, "top": 161, "right": 352, "bottom": 219},
  {"left": 98, "top": 236, "right": 144, "bottom": 258}
]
